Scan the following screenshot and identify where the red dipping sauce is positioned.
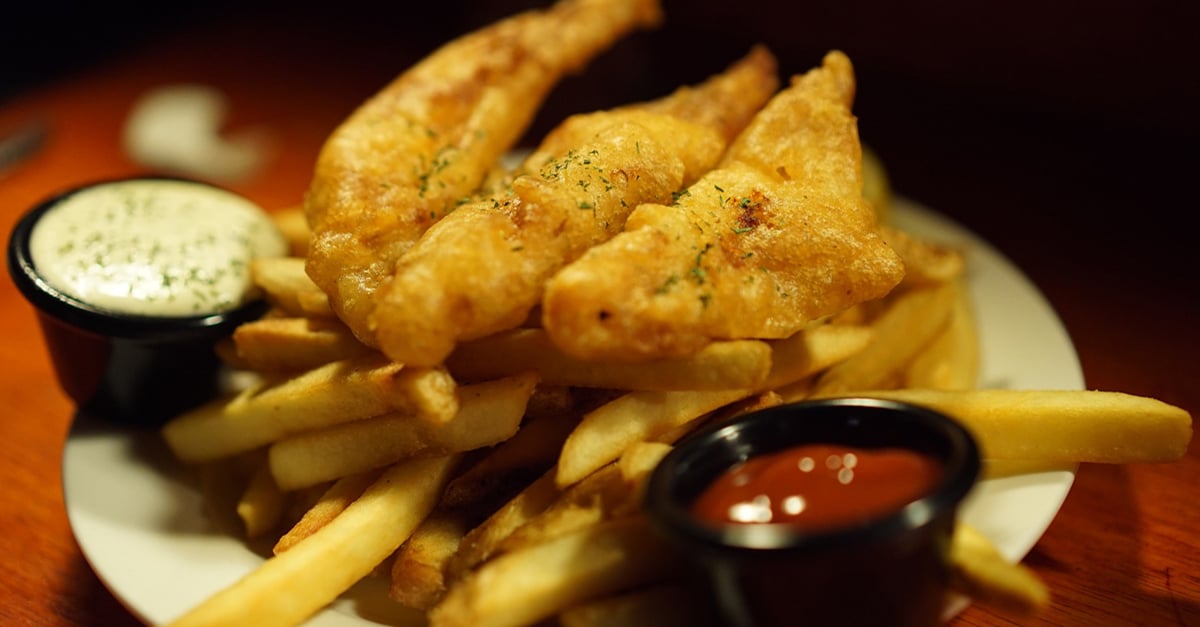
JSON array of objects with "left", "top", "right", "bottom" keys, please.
[{"left": 691, "top": 444, "right": 943, "bottom": 530}]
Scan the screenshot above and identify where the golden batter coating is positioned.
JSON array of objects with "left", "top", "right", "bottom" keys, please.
[
  {"left": 304, "top": 0, "right": 663, "bottom": 344},
  {"left": 370, "top": 48, "right": 780, "bottom": 366},
  {"left": 541, "top": 51, "right": 905, "bottom": 361}
]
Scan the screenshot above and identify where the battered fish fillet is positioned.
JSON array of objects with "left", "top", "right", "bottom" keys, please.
[
  {"left": 541, "top": 51, "right": 905, "bottom": 361},
  {"left": 371, "top": 48, "right": 780, "bottom": 366},
  {"left": 304, "top": 0, "right": 663, "bottom": 344}
]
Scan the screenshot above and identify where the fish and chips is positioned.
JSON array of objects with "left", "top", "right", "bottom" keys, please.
[{"left": 155, "top": 1, "right": 1193, "bottom": 625}]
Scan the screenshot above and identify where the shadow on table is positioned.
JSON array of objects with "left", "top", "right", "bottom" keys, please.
[{"left": 1017, "top": 462, "right": 1200, "bottom": 625}]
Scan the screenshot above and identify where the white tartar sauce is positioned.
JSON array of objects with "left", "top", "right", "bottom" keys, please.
[{"left": 30, "top": 179, "right": 288, "bottom": 316}]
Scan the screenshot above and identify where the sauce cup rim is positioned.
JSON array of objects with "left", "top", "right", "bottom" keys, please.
[
  {"left": 6, "top": 176, "right": 270, "bottom": 342},
  {"left": 643, "top": 397, "right": 981, "bottom": 554}
]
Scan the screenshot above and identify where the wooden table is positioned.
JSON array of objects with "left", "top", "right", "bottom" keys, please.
[{"left": 1, "top": 2, "right": 1196, "bottom": 625}]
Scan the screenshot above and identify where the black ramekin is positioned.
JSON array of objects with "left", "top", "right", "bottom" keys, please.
[
  {"left": 6, "top": 179, "right": 270, "bottom": 427},
  {"left": 643, "top": 397, "right": 981, "bottom": 627}
]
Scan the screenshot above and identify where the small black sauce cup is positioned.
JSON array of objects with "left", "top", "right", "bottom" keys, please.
[
  {"left": 644, "top": 397, "right": 981, "bottom": 627},
  {"left": 6, "top": 180, "right": 270, "bottom": 427}
]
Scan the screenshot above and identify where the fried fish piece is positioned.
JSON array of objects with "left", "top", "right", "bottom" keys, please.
[
  {"left": 541, "top": 51, "right": 905, "bottom": 361},
  {"left": 371, "top": 48, "right": 780, "bottom": 366},
  {"left": 304, "top": 0, "right": 663, "bottom": 344}
]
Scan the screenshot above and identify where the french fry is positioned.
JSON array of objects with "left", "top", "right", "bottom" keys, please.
[
  {"left": 496, "top": 443, "right": 672, "bottom": 562},
  {"left": 498, "top": 464, "right": 627, "bottom": 555},
  {"left": 162, "top": 355, "right": 437, "bottom": 462},
  {"left": 277, "top": 481, "right": 330, "bottom": 535},
  {"left": 391, "top": 365, "right": 461, "bottom": 425},
  {"left": 236, "top": 462, "right": 286, "bottom": 539},
  {"left": 616, "top": 442, "right": 671, "bottom": 485},
  {"left": 658, "top": 390, "right": 785, "bottom": 443},
  {"left": 555, "top": 388, "right": 753, "bottom": 488},
  {"left": 498, "top": 501, "right": 609, "bottom": 557},
  {"left": 232, "top": 317, "right": 372, "bottom": 372},
  {"left": 904, "top": 278, "right": 979, "bottom": 390},
  {"left": 447, "top": 469, "right": 563, "bottom": 582},
  {"left": 197, "top": 453, "right": 261, "bottom": 537},
  {"left": 811, "top": 281, "right": 957, "bottom": 396},
  {"left": 442, "top": 411, "right": 579, "bottom": 511},
  {"left": 274, "top": 469, "right": 382, "bottom": 554},
  {"left": 878, "top": 224, "right": 965, "bottom": 287},
  {"left": 556, "top": 322, "right": 874, "bottom": 488},
  {"left": 761, "top": 323, "right": 873, "bottom": 390},
  {"left": 861, "top": 144, "right": 892, "bottom": 223},
  {"left": 270, "top": 205, "right": 311, "bottom": 258},
  {"left": 268, "top": 374, "right": 538, "bottom": 490},
  {"left": 390, "top": 511, "right": 472, "bottom": 610},
  {"left": 826, "top": 389, "right": 1192, "bottom": 463},
  {"left": 429, "top": 517, "right": 682, "bottom": 627},
  {"left": 168, "top": 455, "right": 459, "bottom": 627},
  {"left": 773, "top": 375, "right": 814, "bottom": 403},
  {"left": 558, "top": 583, "right": 716, "bottom": 627},
  {"left": 251, "top": 257, "right": 333, "bottom": 318},
  {"left": 950, "top": 523, "right": 1049, "bottom": 617},
  {"left": 447, "top": 328, "right": 772, "bottom": 391}
]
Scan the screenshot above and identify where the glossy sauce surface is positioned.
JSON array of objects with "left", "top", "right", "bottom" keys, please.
[
  {"left": 29, "top": 179, "right": 286, "bottom": 317},
  {"left": 691, "top": 444, "right": 943, "bottom": 529}
]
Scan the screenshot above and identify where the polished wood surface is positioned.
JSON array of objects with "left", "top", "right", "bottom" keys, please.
[{"left": 1, "top": 2, "right": 1195, "bottom": 625}]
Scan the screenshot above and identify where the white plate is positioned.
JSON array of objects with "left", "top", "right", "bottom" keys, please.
[{"left": 62, "top": 199, "right": 1083, "bottom": 626}]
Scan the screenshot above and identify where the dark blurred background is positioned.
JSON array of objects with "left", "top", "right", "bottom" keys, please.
[{"left": 3, "top": 0, "right": 1197, "bottom": 288}]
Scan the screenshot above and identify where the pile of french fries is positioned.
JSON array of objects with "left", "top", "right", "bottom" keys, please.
[
  {"left": 156, "top": 24, "right": 1191, "bottom": 627},
  {"left": 158, "top": 155, "right": 1192, "bottom": 627}
]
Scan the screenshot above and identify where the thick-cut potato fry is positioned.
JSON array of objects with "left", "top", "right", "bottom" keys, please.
[
  {"left": 269, "top": 374, "right": 538, "bottom": 490},
  {"left": 252, "top": 257, "right": 333, "bottom": 318},
  {"left": 429, "top": 517, "right": 682, "bottom": 627},
  {"left": 498, "top": 464, "right": 627, "bottom": 555},
  {"left": 232, "top": 317, "right": 372, "bottom": 372},
  {"left": 555, "top": 321, "right": 874, "bottom": 488},
  {"left": 447, "top": 328, "right": 772, "bottom": 390},
  {"left": 447, "top": 470, "right": 561, "bottom": 581},
  {"left": 237, "top": 463, "right": 286, "bottom": 539},
  {"left": 270, "top": 206, "right": 311, "bottom": 258},
  {"left": 811, "top": 281, "right": 957, "bottom": 396},
  {"left": 904, "top": 278, "right": 979, "bottom": 390},
  {"left": 616, "top": 442, "right": 671, "bottom": 485},
  {"left": 773, "top": 375, "right": 814, "bottom": 403},
  {"left": 498, "top": 501, "right": 608, "bottom": 557},
  {"left": 168, "top": 455, "right": 458, "bottom": 627},
  {"left": 492, "top": 444, "right": 672, "bottom": 562},
  {"left": 196, "top": 451, "right": 263, "bottom": 536},
  {"left": 442, "top": 411, "right": 579, "bottom": 511},
  {"left": 950, "top": 523, "right": 1049, "bottom": 617},
  {"left": 278, "top": 482, "right": 330, "bottom": 536},
  {"left": 558, "top": 583, "right": 715, "bottom": 627},
  {"left": 555, "top": 388, "right": 753, "bottom": 488},
  {"left": 162, "top": 355, "right": 446, "bottom": 462},
  {"left": 878, "top": 224, "right": 965, "bottom": 287},
  {"left": 861, "top": 145, "right": 891, "bottom": 222},
  {"left": 274, "top": 469, "right": 382, "bottom": 554},
  {"left": 825, "top": 389, "right": 1192, "bottom": 462},
  {"left": 390, "top": 511, "right": 471, "bottom": 610},
  {"left": 390, "top": 365, "right": 461, "bottom": 425},
  {"left": 761, "top": 323, "right": 873, "bottom": 390},
  {"left": 658, "top": 391, "right": 784, "bottom": 443}
]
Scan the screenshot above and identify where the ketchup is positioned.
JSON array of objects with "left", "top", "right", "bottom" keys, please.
[{"left": 691, "top": 444, "right": 942, "bottom": 529}]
